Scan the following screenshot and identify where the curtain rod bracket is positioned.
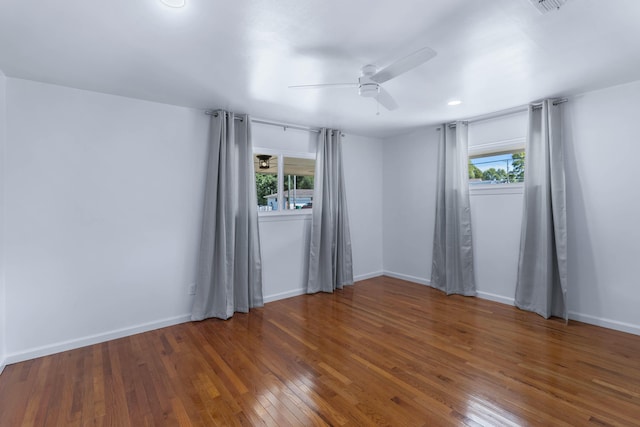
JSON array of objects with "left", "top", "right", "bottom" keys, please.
[{"left": 204, "top": 110, "right": 244, "bottom": 121}]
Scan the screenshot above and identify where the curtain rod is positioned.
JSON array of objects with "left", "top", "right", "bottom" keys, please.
[
  {"left": 466, "top": 98, "right": 568, "bottom": 123},
  {"left": 204, "top": 110, "right": 324, "bottom": 135},
  {"left": 439, "top": 98, "right": 569, "bottom": 129},
  {"left": 532, "top": 98, "right": 568, "bottom": 109}
]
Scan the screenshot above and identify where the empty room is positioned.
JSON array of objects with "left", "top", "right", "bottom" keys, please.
[{"left": 1, "top": 0, "right": 639, "bottom": 425}]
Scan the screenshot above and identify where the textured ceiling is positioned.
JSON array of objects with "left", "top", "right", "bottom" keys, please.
[{"left": 1, "top": 0, "right": 640, "bottom": 137}]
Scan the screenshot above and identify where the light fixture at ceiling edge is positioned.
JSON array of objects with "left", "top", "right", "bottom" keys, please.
[{"left": 257, "top": 155, "right": 271, "bottom": 169}]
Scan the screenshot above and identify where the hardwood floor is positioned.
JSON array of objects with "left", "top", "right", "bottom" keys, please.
[{"left": 1, "top": 276, "right": 639, "bottom": 426}]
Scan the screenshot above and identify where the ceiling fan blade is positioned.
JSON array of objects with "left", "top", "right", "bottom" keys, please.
[
  {"left": 377, "top": 87, "right": 398, "bottom": 111},
  {"left": 370, "top": 47, "right": 437, "bottom": 84},
  {"left": 288, "top": 83, "right": 358, "bottom": 89}
]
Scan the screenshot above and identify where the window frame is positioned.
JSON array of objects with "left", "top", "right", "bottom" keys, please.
[
  {"left": 253, "top": 147, "right": 315, "bottom": 218},
  {"left": 468, "top": 137, "right": 525, "bottom": 196}
]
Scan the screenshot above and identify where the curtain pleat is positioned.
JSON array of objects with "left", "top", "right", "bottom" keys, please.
[
  {"left": 306, "top": 129, "right": 353, "bottom": 293},
  {"left": 191, "top": 110, "right": 263, "bottom": 321},
  {"left": 515, "top": 100, "right": 568, "bottom": 320},
  {"left": 431, "top": 122, "right": 476, "bottom": 296}
]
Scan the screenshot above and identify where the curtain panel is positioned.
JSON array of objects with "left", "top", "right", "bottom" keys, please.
[
  {"left": 191, "top": 110, "right": 263, "bottom": 321},
  {"left": 306, "top": 128, "right": 354, "bottom": 293},
  {"left": 515, "top": 100, "right": 568, "bottom": 320},
  {"left": 431, "top": 122, "right": 476, "bottom": 296}
]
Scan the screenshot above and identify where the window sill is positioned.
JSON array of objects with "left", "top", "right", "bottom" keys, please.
[
  {"left": 258, "top": 210, "right": 313, "bottom": 222},
  {"left": 469, "top": 183, "right": 524, "bottom": 196}
]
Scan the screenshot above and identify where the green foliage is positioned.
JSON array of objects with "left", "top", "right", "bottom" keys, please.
[
  {"left": 482, "top": 167, "right": 508, "bottom": 182},
  {"left": 468, "top": 161, "right": 483, "bottom": 179},
  {"left": 285, "top": 175, "right": 314, "bottom": 191},
  {"left": 255, "top": 173, "right": 277, "bottom": 206},
  {"left": 510, "top": 151, "right": 525, "bottom": 182},
  {"left": 256, "top": 173, "right": 314, "bottom": 206},
  {"left": 469, "top": 151, "right": 525, "bottom": 183}
]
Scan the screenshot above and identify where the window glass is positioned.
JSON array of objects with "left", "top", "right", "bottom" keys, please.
[
  {"left": 469, "top": 150, "right": 525, "bottom": 184},
  {"left": 254, "top": 154, "right": 278, "bottom": 211},
  {"left": 253, "top": 153, "right": 315, "bottom": 212},
  {"left": 283, "top": 157, "right": 314, "bottom": 210}
]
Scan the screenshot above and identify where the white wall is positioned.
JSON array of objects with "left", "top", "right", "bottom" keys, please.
[
  {"left": 0, "top": 70, "right": 7, "bottom": 374},
  {"left": 6, "top": 73, "right": 637, "bottom": 368},
  {"left": 343, "top": 134, "right": 384, "bottom": 281},
  {"left": 468, "top": 111, "right": 527, "bottom": 151},
  {"left": 468, "top": 112, "right": 526, "bottom": 304},
  {"left": 1, "top": 79, "right": 385, "bottom": 365},
  {"left": 469, "top": 90, "right": 640, "bottom": 334},
  {"left": 379, "top": 121, "right": 523, "bottom": 298},
  {"left": 382, "top": 83, "right": 640, "bottom": 335},
  {"left": 4, "top": 78, "right": 210, "bottom": 362},
  {"left": 253, "top": 124, "right": 316, "bottom": 302},
  {"left": 563, "top": 80, "right": 640, "bottom": 333},
  {"left": 469, "top": 190, "right": 522, "bottom": 304},
  {"left": 382, "top": 127, "right": 439, "bottom": 284},
  {"left": 254, "top": 124, "right": 384, "bottom": 302}
]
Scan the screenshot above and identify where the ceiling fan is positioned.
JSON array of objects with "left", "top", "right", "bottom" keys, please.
[{"left": 288, "top": 47, "right": 437, "bottom": 111}]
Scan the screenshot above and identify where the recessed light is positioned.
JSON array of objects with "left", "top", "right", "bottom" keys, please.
[
  {"left": 448, "top": 100, "right": 462, "bottom": 106},
  {"left": 160, "top": 0, "right": 185, "bottom": 8}
]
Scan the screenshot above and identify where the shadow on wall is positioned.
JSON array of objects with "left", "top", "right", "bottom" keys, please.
[{"left": 563, "top": 105, "right": 599, "bottom": 317}]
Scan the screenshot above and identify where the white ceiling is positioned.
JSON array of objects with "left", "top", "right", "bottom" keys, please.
[{"left": 1, "top": 0, "right": 640, "bottom": 137}]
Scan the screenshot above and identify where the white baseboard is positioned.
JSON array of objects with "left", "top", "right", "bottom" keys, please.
[
  {"left": 354, "top": 271, "right": 384, "bottom": 282},
  {"left": 263, "top": 288, "right": 306, "bottom": 303},
  {"left": 381, "top": 274, "right": 640, "bottom": 337},
  {"left": 568, "top": 311, "right": 640, "bottom": 336},
  {"left": 262, "top": 270, "right": 385, "bottom": 303},
  {"left": 0, "top": 277, "right": 380, "bottom": 370},
  {"left": 476, "top": 291, "right": 515, "bottom": 306},
  {"left": 3, "top": 281, "right": 637, "bottom": 374},
  {"left": 263, "top": 271, "right": 384, "bottom": 304},
  {"left": 4, "top": 314, "right": 192, "bottom": 367},
  {"left": 382, "top": 270, "right": 431, "bottom": 286}
]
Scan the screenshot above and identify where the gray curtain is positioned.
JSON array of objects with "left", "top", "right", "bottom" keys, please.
[
  {"left": 191, "top": 110, "right": 263, "bottom": 321},
  {"left": 306, "top": 129, "right": 353, "bottom": 293},
  {"left": 515, "top": 100, "right": 568, "bottom": 320},
  {"left": 431, "top": 122, "right": 476, "bottom": 296}
]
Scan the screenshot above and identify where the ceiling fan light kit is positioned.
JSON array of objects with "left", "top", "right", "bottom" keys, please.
[
  {"left": 358, "top": 65, "right": 381, "bottom": 98},
  {"left": 358, "top": 83, "right": 380, "bottom": 98}
]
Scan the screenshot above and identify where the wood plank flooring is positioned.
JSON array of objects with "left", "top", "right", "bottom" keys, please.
[{"left": 1, "top": 276, "right": 639, "bottom": 426}]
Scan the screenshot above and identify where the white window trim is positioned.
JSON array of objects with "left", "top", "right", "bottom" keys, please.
[
  {"left": 254, "top": 147, "right": 315, "bottom": 159},
  {"left": 254, "top": 147, "right": 315, "bottom": 217},
  {"left": 470, "top": 182, "right": 523, "bottom": 196},
  {"left": 258, "top": 211, "right": 313, "bottom": 222},
  {"left": 469, "top": 136, "right": 525, "bottom": 196},
  {"left": 469, "top": 137, "right": 525, "bottom": 157}
]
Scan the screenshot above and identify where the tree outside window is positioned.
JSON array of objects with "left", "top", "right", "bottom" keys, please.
[{"left": 469, "top": 151, "right": 525, "bottom": 184}]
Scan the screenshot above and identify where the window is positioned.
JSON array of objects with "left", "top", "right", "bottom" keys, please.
[
  {"left": 254, "top": 152, "right": 315, "bottom": 212},
  {"left": 255, "top": 153, "right": 279, "bottom": 211},
  {"left": 283, "top": 156, "right": 315, "bottom": 210},
  {"left": 469, "top": 150, "right": 525, "bottom": 184},
  {"left": 468, "top": 113, "right": 526, "bottom": 194}
]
